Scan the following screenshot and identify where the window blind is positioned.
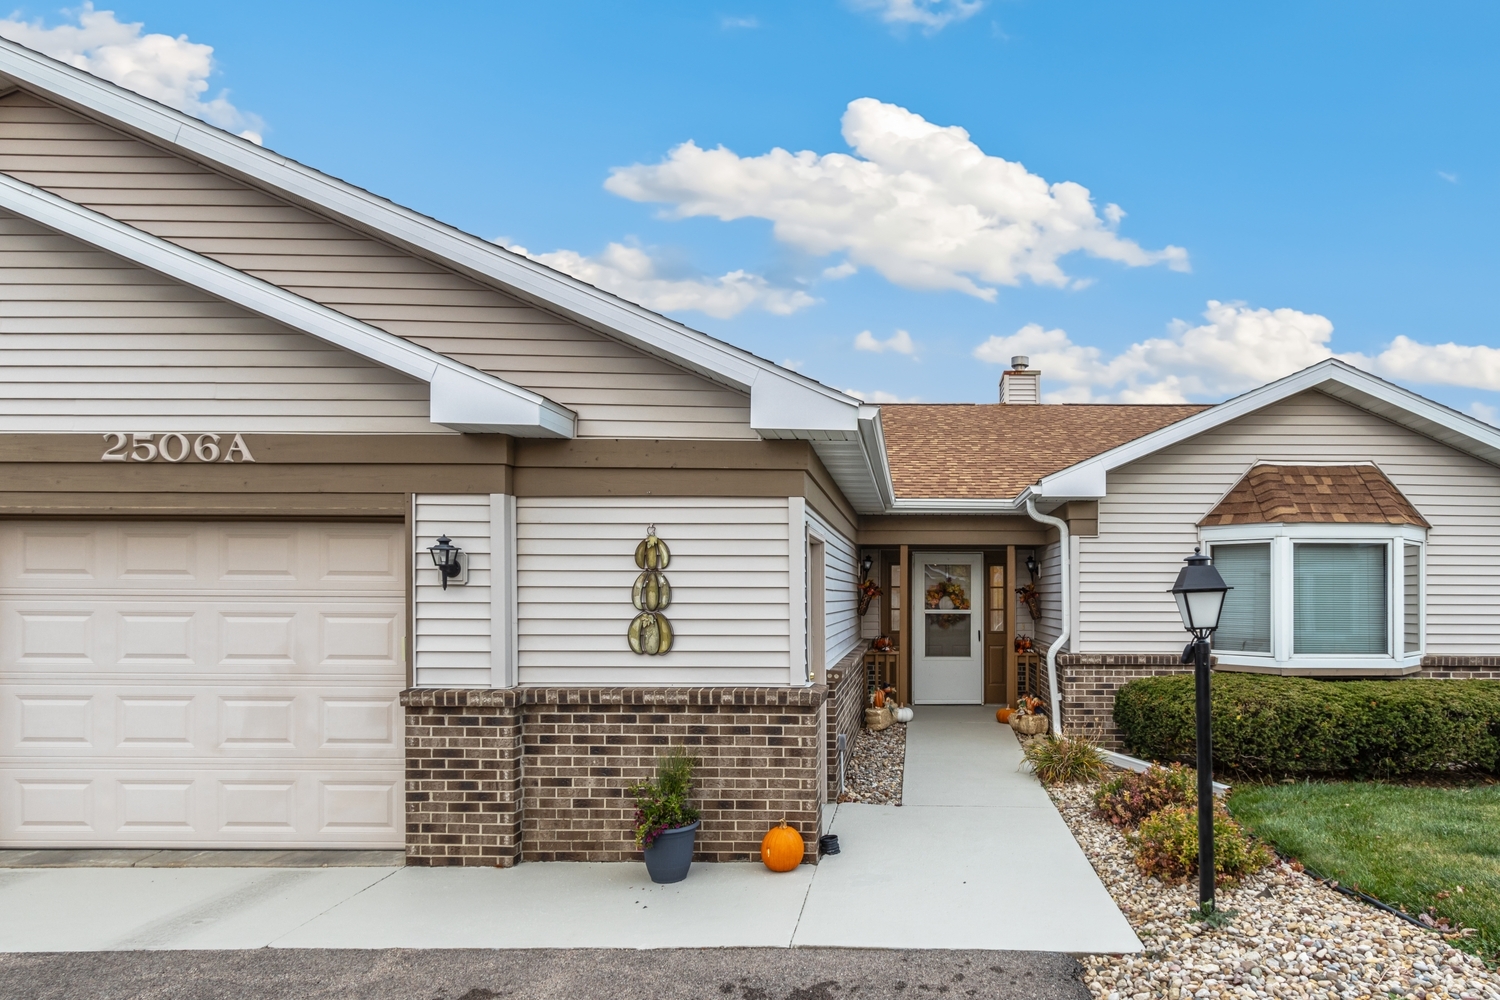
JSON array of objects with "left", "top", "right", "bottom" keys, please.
[
  {"left": 1211, "top": 543, "right": 1271, "bottom": 653},
  {"left": 1293, "top": 543, "right": 1387, "bottom": 655},
  {"left": 1404, "top": 543, "right": 1421, "bottom": 654}
]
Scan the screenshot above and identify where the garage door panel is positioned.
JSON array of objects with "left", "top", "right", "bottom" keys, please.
[{"left": 0, "top": 520, "right": 406, "bottom": 849}]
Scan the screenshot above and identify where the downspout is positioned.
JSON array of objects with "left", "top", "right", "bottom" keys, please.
[{"left": 1024, "top": 498, "right": 1068, "bottom": 736}]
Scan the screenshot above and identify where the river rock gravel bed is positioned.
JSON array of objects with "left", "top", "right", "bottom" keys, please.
[
  {"left": 1048, "top": 781, "right": 1499, "bottom": 1000},
  {"left": 837, "top": 722, "right": 905, "bottom": 805}
]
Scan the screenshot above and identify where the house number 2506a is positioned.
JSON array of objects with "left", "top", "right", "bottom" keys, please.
[{"left": 101, "top": 432, "right": 255, "bottom": 463}]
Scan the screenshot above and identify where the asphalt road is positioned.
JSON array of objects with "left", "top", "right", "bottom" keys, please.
[{"left": 0, "top": 948, "right": 1092, "bottom": 1000}]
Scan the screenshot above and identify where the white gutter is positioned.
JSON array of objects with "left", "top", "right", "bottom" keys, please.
[{"left": 1024, "top": 498, "right": 1068, "bottom": 737}]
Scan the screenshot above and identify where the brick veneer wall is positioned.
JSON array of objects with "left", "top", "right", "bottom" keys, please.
[
  {"left": 403, "top": 686, "right": 828, "bottom": 866},
  {"left": 825, "top": 643, "right": 871, "bottom": 800},
  {"left": 520, "top": 686, "right": 826, "bottom": 864},
  {"left": 401, "top": 689, "right": 523, "bottom": 867},
  {"left": 1059, "top": 653, "right": 1500, "bottom": 749}
]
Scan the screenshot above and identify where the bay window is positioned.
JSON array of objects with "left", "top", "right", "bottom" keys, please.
[{"left": 1204, "top": 524, "right": 1425, "bottom": 672}]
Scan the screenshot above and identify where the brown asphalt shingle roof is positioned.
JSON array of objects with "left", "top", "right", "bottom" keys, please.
[
  {"left": 880, "top": 403, "right": 1210, "bottom": 500},
  {"left": 1200, "top": 464, "right": 1430, "bottom": 527}
]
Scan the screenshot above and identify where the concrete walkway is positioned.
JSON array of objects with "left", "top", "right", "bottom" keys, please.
[{"left": 0, "top": 707, "right": 1139, "bottom": 953}]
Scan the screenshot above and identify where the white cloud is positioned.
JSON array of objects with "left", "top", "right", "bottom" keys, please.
[
  {"left": 842, "top": 388, "right": 920, "bottom": 403},
  {"left": 973, "top": 302, "right": 1338, "bottom": 403},
  {"left": 1438, "top": 171, "right": 1459, "bottom": 184},
  {"left": 1470, "top": 401, "right": 1498, "bottom": 426},
  {"left": 721, "top": 15, "right": 758, "bottom": 29},
  {"left": 605, "top": 99, "right": 1187, "bottom": 301},
  {"left": 975, "top": 301, "right": 1500, "bottom": 403},
  {"left": 507, "top": 241, "right": 816, "bottom": 320},
  {"left": 849, "top": 0, "right": 983, "bottom": 33},
  {"left": 854, "top": 328, "right": 916, "bottom": 355},
  {"left": 0, "top": 3, "right": 264, "bottom": 143}
]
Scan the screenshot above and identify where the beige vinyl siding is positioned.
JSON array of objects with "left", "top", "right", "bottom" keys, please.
[
  {"left": 413, "top": 494, "right": 496, "bottom": 688},
  {"left": 0, "top": 208, "right": 438, "bottom": 433},
  {"left": 0, "top": 91, "right": 756, "bottom": 440},
  {"left": 807, "top": 507, "right": 861, "bottom": 669},
  {"left": 516, "top": 497, "right": 792, "bottom": 685},
  {"left": 1079, "top": 390, "right": 1500, "bottom": 656},
  {"left": 1034, "top": 540, "right": 1063, "bottom": 651}
]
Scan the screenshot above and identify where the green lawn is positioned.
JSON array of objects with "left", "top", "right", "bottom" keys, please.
[{"left": 1230, "top": 782, "right": 1500, "bottom": 959}]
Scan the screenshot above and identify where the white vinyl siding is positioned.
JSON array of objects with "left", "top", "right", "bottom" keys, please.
[
  {"left": 516, "top": 497, "right": 792, "bottom": 686},
  {"left": 413, "top": 495, "right": 494, "bottom": 688},
  {"left": 807, "top": 507, "right": 860, "bottom": 672},
  {"left": 0, "top": 91, "right": 755, "bottom": 440},
  {"left": 1404, "top": 543, "right": 1422, "bottom": 654},
  {"left": 0, "top": 210, "right": 438, "bottom": 433},
  {"left": 1033, "top": 540, "right": 1063, "bottom": 650},
  {"left": 1079, "top": 390, "right": 1500, "bottom": 657}
]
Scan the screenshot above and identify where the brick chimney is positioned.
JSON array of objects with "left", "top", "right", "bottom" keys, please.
[{"left": 999, "top": 356, "right": 1040, "bottom": 404}]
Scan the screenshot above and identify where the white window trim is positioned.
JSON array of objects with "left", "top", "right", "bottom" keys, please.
[{"left": 1202, "top": 522, "right": 1426, "bottom": 676}]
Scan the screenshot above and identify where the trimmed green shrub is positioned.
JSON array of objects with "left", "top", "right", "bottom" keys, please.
[
  {"left": 1093, "top": 763, "right": 1195, "bottom": 828},
  {"left": 1022, "top": 734, "right": 1108, "bottom": 785},
  {"left": 1114, "top": 674, "right": 1500, "bottom": 778},
  {"left": 1132, "top": 803, "right": 1272, "bottom": 886}
]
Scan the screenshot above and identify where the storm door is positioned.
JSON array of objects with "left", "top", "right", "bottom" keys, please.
[{"left": 911, "top": 552, "right": 984, "bottom": 704}]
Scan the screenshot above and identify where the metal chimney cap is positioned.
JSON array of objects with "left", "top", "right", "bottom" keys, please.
[{"left": 1010, "top": 355, "right": 1030, "bottom": 370}]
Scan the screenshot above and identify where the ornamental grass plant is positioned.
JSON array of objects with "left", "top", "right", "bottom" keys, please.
[
  {"left": 627, "top": 748, "right": 700, "bottom": 849},
  {"left": 1021, "top": 732, "right": 1108, "bottom": 785}
]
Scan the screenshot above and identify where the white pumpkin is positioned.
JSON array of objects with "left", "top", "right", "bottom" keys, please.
[{"left": 894, "top": 706, "right": 914, "bottom": 723}]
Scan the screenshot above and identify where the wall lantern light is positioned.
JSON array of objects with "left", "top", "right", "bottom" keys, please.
[
  {"left": 1025, "top": 552, "right": 1040, "bottom": 579},
  {"left": 427, "top": 534, "right": 464, "bottom": 590},
  {"left": 1168, "top": 546, "right": 1232, "bottom": 920},
  {"left": 861, "top": 554, "right": 874, "bottom": 580}
]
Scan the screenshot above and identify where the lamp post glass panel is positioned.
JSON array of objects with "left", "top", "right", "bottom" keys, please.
[{"left": 1168, "top": 547, "right": 1231, "bottom": 915}]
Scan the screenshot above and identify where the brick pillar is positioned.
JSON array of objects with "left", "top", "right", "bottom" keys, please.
[{"left": 401, "top": 689, "right": 522, "bottom": 867}]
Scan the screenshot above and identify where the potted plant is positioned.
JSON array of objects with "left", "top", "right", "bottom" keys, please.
[{"left": 628, "top": 748, "right": 701, "bottom": 883}]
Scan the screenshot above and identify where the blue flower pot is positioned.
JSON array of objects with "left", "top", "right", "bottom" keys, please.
[{"left": 642, "top": 820, "right": 699, "bottom": 883}]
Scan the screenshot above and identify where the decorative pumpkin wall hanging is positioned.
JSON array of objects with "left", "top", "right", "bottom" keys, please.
[
  {"left": 628, "top": 525, "right": 675, "bottom": 655},
  {"left": 760, "top": 819, "right": 805, "bottom": 872}
]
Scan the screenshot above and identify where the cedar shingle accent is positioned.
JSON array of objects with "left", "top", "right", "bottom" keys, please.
[
  {"left": 880, "top": 403, "right": 1208, "bottom": 499},
  {"left": 1200, "top": 464, "right": 1430, "bottom": 527}
]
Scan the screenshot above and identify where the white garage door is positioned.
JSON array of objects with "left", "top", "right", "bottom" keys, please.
[{"left": 0, "top": 521, "right": 407, "bottom": 849}]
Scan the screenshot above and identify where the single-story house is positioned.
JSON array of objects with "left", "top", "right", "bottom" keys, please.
[{"left": 0, "top": 39, "right": 1495, "bottom": 866}]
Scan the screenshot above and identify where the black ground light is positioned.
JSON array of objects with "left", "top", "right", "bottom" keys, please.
[{"left": 1168, "top": 547, "right": 1230, "bottom": 918}]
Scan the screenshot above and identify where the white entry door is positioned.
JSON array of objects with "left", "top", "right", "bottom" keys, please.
[
  {"left": 912, "top": 552, "right": 984, "bottom": 704},
  {"left": 0, "top": 521, "right": 407, "bottom": 849}
]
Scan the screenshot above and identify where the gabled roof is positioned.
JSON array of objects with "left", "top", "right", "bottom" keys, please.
[
  {"left": 0, "top": 37, "right": 894, "bottom": 511},
  {"left": 1201, "top": 464, "right": 1430, "bottom": 528},
  {"left": 1035, "top": 359, "right": 1500, "bottom": 503},
  {"left": 0, "top": 168, "right": 575, "bottom": 437},
  {"left": 881, "top": 403, "right": 1208, "bottom": 499}
]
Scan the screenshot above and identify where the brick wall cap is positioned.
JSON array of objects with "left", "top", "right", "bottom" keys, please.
[{"left": 404, "top": 685, "right": 829, "bottom": 708}]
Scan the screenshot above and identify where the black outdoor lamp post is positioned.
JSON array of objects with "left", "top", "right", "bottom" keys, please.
[
  {"left": 427, "top": 534, "right": 464, "bottom": 590},
  {"left": 1168, "top": 546, "right": 1231, "bottom": 917}
]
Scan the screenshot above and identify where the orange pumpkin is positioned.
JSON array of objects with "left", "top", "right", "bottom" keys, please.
[
  {"left": 760, "top": 820, "right": 804, "bottom": 872},
  {"left": 873, "top": 689, "right": 886, "bottom": 708},
  {"left": 996, "top": 708, "right": 1014, "bottom": 723}
]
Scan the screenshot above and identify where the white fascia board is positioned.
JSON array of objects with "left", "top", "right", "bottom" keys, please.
[
  {"left": 0, "top": 170, "right": 575, "bottom": 438},
  {"left": 750, "top": 368, "right": 861, "bottom": 436},
  {"left": 1034, "top": 358, "right": 1500, "bottom": 499},
  {"left": 858, "top": 405, "right": 897, "bottom": 511},
  {"left": 885, "top": 496, "right": 1029, "bottom": 515},
  {"left": 0, "top": 40, "right": 855, "bottom": 433}
]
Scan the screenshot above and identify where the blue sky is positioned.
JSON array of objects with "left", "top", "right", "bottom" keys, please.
[{"left": 5, "top": 1, "right": 1500, "bottom": 416}]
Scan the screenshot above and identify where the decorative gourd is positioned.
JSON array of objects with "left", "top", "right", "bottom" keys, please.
[
  {"left": 996, "top": 708, "right": 1014, "bottom": 724},
  {"left": 872, "top": 689, "right": 886, "bottom": 708},
  {"left": 760, "top": 820, "right": 804, "bottom": 872},
  {"left": 893, "top": 706, "right": 914, "bottom": 723}
]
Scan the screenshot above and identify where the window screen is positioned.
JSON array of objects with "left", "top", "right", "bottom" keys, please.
[
  {"left": 1404, "top": 543, "right": 1421, "bottom": 654},
  {"left": 1211, "top": 543, "right": 1271, "bottom": 653},
  {"left": 1293, "top": 543, "right": 1387, "bottom": 655}
]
